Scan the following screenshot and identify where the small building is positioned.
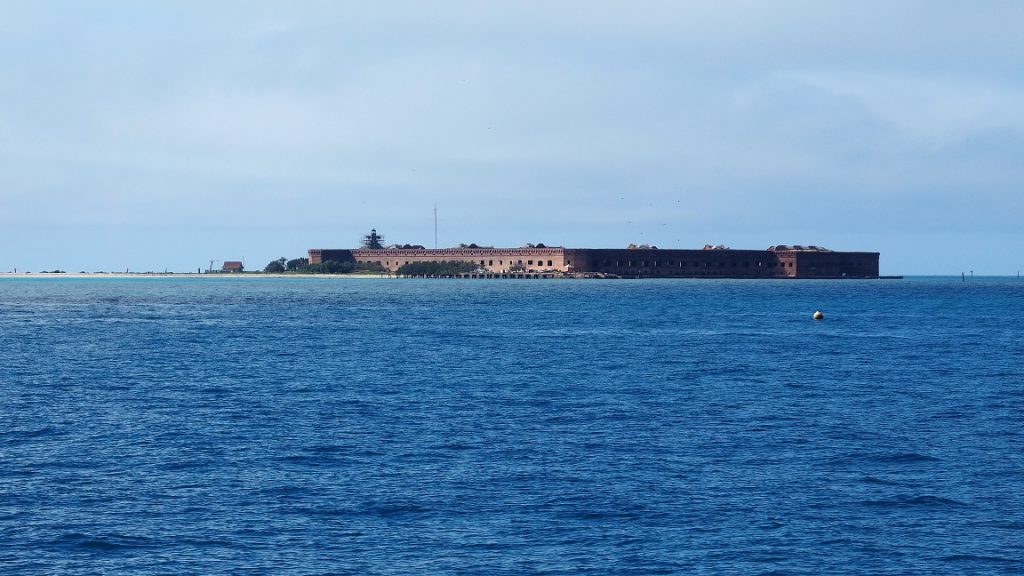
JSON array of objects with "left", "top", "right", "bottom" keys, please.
[{"left": 222, "top": 261, "right": 244, "bottom": 273}]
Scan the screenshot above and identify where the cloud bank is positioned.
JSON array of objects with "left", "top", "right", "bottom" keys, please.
[{"left": 0, "top": 1, "right": 1021, "bottom": 273}]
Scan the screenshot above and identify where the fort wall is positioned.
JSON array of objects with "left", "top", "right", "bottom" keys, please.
[
  {"left": 308, "top": 246, "right": 879, "bottom": 278},
  {"left": 787, "top": 250, "right": 879, "bottom": 278},
  {"left": 351, "top": 248, "right": 565, "bottom": 272},
  {"left": 563, "top": 249, "right": 796, "bottom": 278}
]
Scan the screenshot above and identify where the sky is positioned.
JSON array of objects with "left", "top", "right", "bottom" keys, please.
[{"left": 1, "top": 1, "right": 1022, "bottom": 275}]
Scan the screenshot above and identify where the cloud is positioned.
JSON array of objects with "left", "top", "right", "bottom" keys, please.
[
  {"left": 785, "top": 71, "right": 1024, "bottom": 147},
  {"left": 0, "top": 1, "right": 1022, "bottom": 272}
]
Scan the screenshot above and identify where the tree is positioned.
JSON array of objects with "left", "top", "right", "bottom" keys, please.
[
  {"left": 264, "top": 257, "right": 286, "bottom": 273},
  {"left": 308, "top": 260, "right": 354, "bottom": 274},
  {"left": 286, "top": 257, "right": 308, "bottom": 271},
  {"left": 397, "top": 260, "right": 477, "bottom": 276}
]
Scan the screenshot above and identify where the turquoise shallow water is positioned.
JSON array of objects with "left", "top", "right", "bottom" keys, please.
[{"left": 1, "top": 277, "right": 1022, "bottom": 574}]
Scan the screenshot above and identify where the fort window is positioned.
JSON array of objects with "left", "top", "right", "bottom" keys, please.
[
  {"left": 528, "top": 260, "right": 534, "bottom": 265},
  {"left": 489, "top": 260, "right": 493, "bottom": 266},
  {"left": 547, "top": 260, "right": 553, "bottom": 266}
]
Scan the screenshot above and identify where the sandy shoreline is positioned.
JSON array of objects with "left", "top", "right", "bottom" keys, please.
[{"left": 0, "top": 272, "right": 386, "bottom": 279}]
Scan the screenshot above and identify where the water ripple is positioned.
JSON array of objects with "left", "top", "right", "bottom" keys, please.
[{"left": 1, "top": 277, "right": 1022, "bottom": 574}]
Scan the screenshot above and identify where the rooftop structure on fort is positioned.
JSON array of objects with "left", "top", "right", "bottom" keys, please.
[
  {"left": 309, "top": 230, "right": 879, "bottom": 279},
  {"left": 361, "top": 229, "right": 384, "bottom": 250}
]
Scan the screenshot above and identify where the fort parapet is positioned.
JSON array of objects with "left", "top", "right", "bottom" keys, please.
[{"left": 308, "top": 244, "right": 879, "bottom": 278}]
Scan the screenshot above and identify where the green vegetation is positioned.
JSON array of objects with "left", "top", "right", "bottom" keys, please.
[
  {"left": 307, "top": 260, "right": 385, "bottom": 274},
  {"left": 397, "top": 261, "right": 478, "bottom": 276},
  {"left": 261, "top": 257, "right": 384, "bottom": 275},
  {"left": 264, "top": 258, "right": 286, "bottom": 273}
]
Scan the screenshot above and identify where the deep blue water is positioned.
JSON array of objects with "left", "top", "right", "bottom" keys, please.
[{"left": 1, "top": 276, "right": 1022, "bottom": 575}]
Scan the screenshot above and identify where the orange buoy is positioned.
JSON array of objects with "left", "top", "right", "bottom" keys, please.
[{"left": 813, "top": 310, "right": 824, "bottom": 320}]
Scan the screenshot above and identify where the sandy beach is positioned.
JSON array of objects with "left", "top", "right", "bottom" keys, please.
[{"left": 0, "top": 272, "right": 388, "bottom": 279}]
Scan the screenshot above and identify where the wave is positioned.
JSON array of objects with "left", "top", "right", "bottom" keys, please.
[
  {"left": 829, "top": 452, "right": 940, "bottom": 466},
  {"left": 859, "top": 475, "right": 902, "bottom": 486},
  {"left": 861, "top": 495, "right": 966, "bottom": 508},
  {"left": 1, "top": 426, "right": 60, "bottom": 440},
  {"left": 50, "top": 532, "right": 157, "bottom": 552},
  {"left": 873, "top": 452, "right": 941, "bottom": 463},
  {"left": 941, "top": 554, "right": 1020, "bottom": 564}
]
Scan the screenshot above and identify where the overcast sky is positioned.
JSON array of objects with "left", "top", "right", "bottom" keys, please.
[{"left": 1, "top": 1, "right": 1022, "bottom": 274}]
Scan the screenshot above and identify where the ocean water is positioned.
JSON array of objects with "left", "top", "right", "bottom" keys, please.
[{"left": 1, "top": 276, "right": 1022, "bottom": 575}]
